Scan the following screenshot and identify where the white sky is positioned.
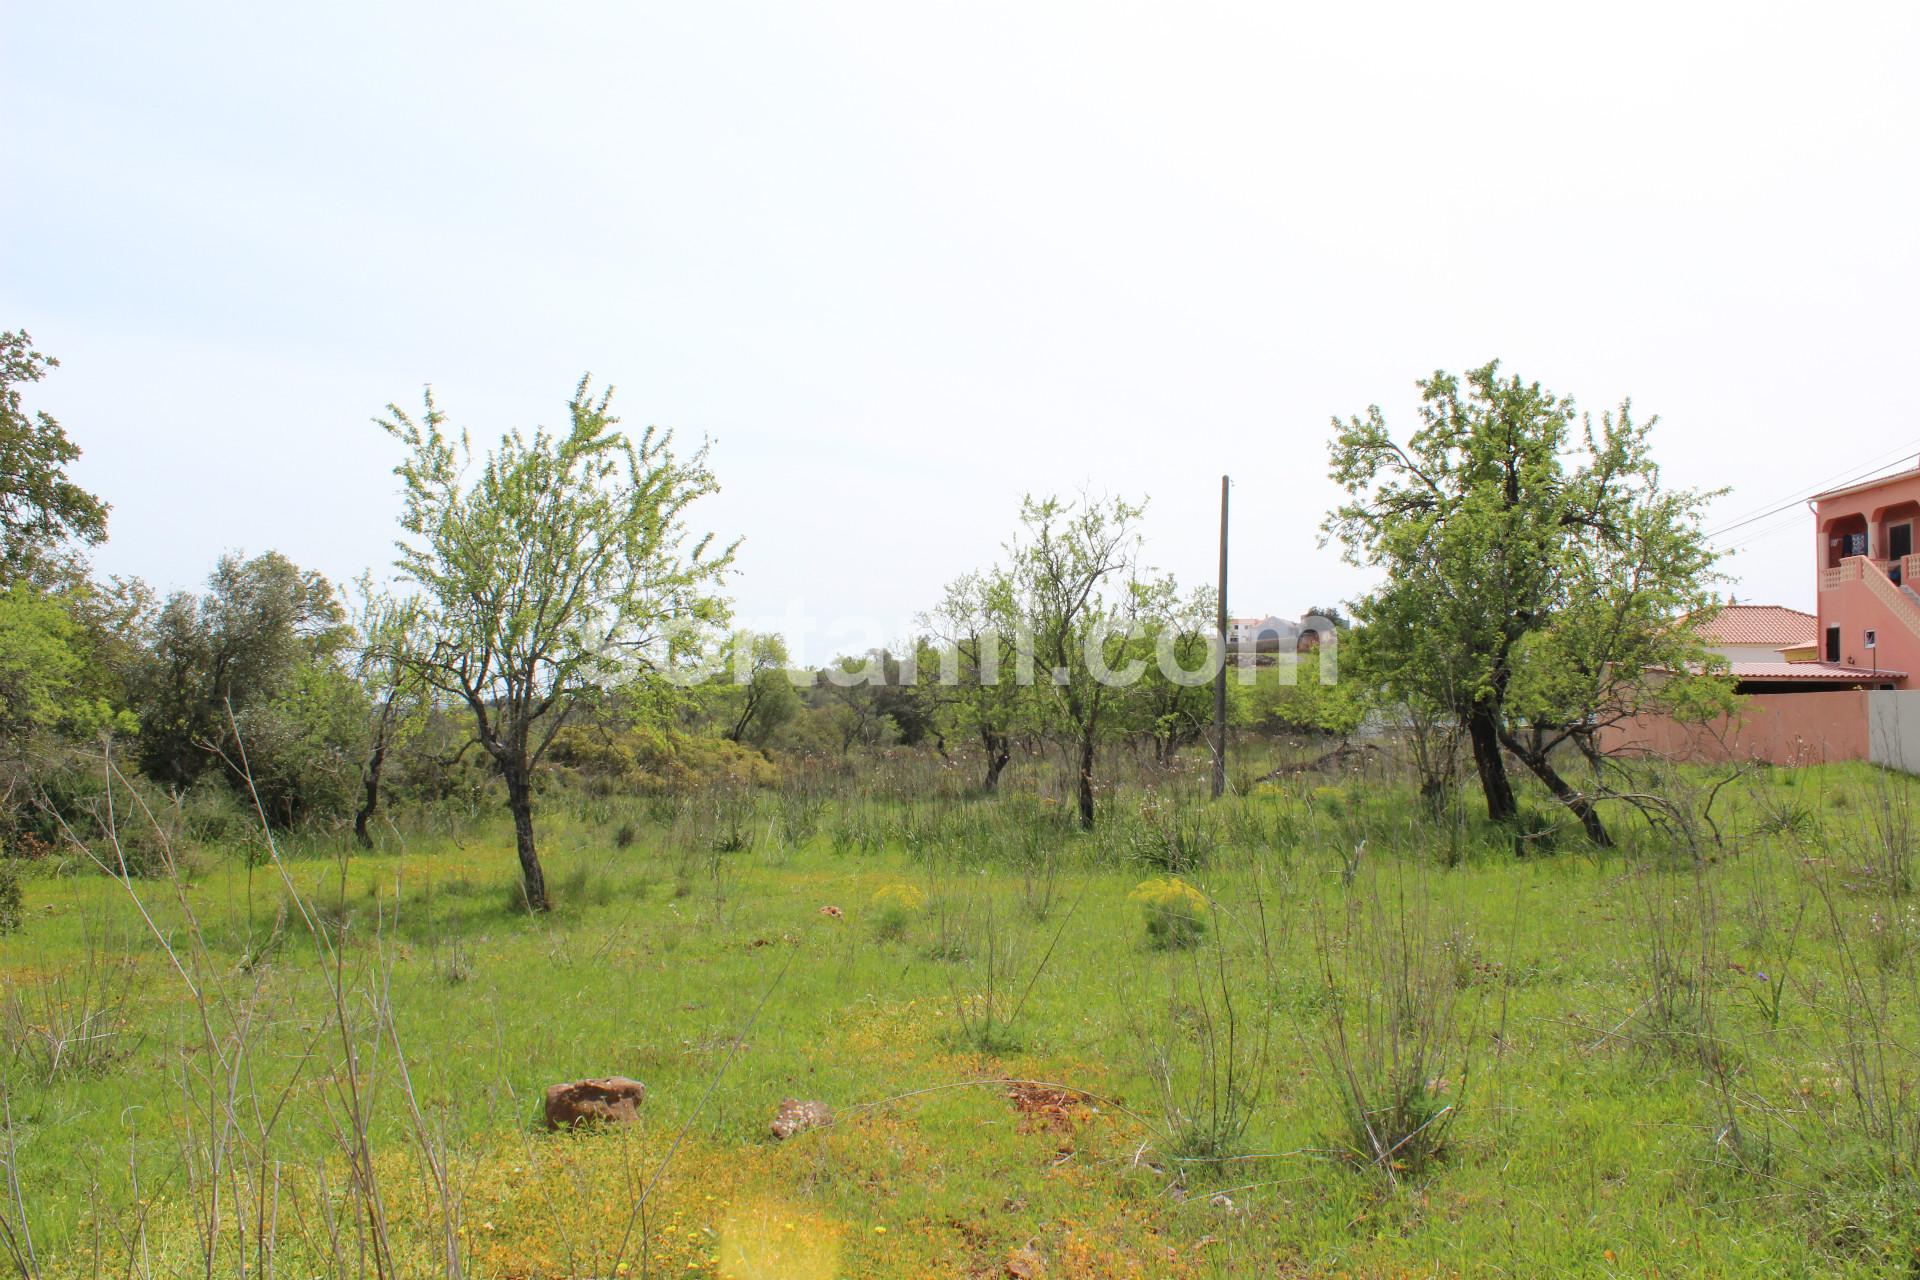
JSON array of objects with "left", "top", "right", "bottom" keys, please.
[{"left": 6, "top": 2, "right": 1917, "bottom": 660}]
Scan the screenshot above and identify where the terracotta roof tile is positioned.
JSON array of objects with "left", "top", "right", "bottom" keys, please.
[
  {"left": 1728, "top": 661, "right": 1901, "bottom": 681},
  {"left": 1695, "top": 604, "right": 1817, "bottom": 647}
]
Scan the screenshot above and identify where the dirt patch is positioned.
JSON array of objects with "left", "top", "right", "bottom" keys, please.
[{"left": 1005, "top": 1081, "right": 1088, "bottom": 1135}]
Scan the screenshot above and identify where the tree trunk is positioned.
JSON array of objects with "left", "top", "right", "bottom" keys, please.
[
  {"left": 1504, "top": 732, "right": 1612, "bottom": 848},
  {"left": 1466, "top": 704, "right": 1517, "bottom": 823},
  {"left": 353, "top": 737, "right": 387, "bottom": 851},
  {"left": 728, "top": 685, "right": 759, "bottom": 743},
  {"left": 504, "top": 767, "right": 550, "bottom": 911},
  {"left": 982, "top": 730, "right": 1011, "bottom": 792},
  {"left": 1076, "top": 735, "right": 1097, "bottom": 831}
]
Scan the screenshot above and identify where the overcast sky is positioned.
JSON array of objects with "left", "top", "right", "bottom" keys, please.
[{"left": 6, "top": 2, "right": 1917, "bottom": 659}]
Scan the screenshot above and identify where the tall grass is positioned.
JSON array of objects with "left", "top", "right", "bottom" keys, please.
[
  {"left": 13, "top": 735, "right": 1920, "bottom": 1272},
  {"left": 1313, "top": 868, "right": 1474, "bottom": 1180}
]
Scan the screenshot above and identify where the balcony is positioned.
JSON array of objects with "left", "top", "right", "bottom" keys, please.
[{"left": 1820, "top": 555, "right": 1920, "bottom": 593}]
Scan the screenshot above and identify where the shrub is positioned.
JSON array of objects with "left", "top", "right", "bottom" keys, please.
[
  {"left": 1115, "top": 797, "right": 1221, "bottom": 874},
  {"left": 1130, "top": 877, "right": 1208, "bottom": 949},
  {"left": 224, "top": 685, "right": 366, "bottom": 830},
  {"left": 1315, "top": 881, "right": 1470, "bottom": 1178},
  {"left": 706, "top": 786, "right": 760, "bottom": 854},
  {"left": 1510, "top": 805, "right": 1560, "bottom": 855},
  {"left": 556, "top": 861, "right": 616, "bottom": 910},
  {"left": 870, "top": 881, "right": 927, "bottom": 941},
  {"left": 0, "top": 860, "right": 20, "bottom": 933},
  {"left": 779, "top": 793, "right": 825, "bottom": 850},
  {"left": 1753, "top": 796, "right": 1816, "bottom": 841},
  {"left": 828, "top": 808, "right": 887, "bottom": 856},
  {"left": 547, "top": 725, "right": 780, "bottom": 791},
  {"left": 2, "top": 928, "right": 139, "bottom": 1079},
  {"left": 21, "top": 753, "right": 187, "bottom": 878},
  {"left": 177, "top": 779, "right": 252, "bottom": 847}
]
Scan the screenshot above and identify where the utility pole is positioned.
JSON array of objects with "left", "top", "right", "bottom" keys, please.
[{"left": 1212, "top": 474, "right": 1229, "bottom": 800}]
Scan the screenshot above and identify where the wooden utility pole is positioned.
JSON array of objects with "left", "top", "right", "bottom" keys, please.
[{"left": 1212, "top": 474, "right": 1229, "bottom": 800}]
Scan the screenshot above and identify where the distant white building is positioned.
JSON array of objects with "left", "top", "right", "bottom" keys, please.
[{"left": 1226, "top": 615, "right": 1303, "bottom": 653}]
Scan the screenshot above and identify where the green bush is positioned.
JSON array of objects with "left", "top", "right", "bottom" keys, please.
[
  {"left": 547, "top": 724, "right": 780, "bottom": 791},
  {"left": 1130, "top": 876, "right": 1208, "bottom": 949},
  {"left": 21, "top": 752, "right": 183, "bottom": 878},
  {"left": 869, "top": 881, "right": 927, "bottom": 941},
  {"left": 223, "top": 665, "right": 368, "bottom": 829},
  {"left": 0, "top": 860, "right": 21, "bottom": 933}
]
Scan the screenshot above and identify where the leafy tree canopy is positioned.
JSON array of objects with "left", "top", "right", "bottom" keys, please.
[
  {"left": 0, "top": 332, "right": 108, "bottom": 583},
  {"left": 129, "top": 550, "right": 351, "bottom": 800},
  {"left": 383, "top": 376, "right": 735, "bottom": 909},
  {"left": 0, "top": 583, "right": 134, "bottom": 744},
  {"left": 1325, "top": 361, "right": 1727, "bottom": 844}
]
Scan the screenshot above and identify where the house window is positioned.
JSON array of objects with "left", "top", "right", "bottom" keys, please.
[
  {"left": 1826, "top": 626, "right": 1841, "bottom": 663},
  {"left": 1866, "top": 629, "right": 1877, "bottom": 650},
  {"left": 1846, "top": 532, "right": 1870, "bottom": 558}
]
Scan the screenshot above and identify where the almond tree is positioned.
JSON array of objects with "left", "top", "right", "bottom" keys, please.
[
  {"left": 1013, "top": 494, "right": 1148, "bottom": 830},
  {"left": 1123, "top": 579, "right": 1222, "bottom": 768},
  {"left": 382, "top": 378, "right": 733, "bottom": 909},
  {"left": 923, "top": 568, "right": 1031, "bottom": 791},
  {"left": 346, "top": 577, "right": 426, "bottom": 849},
  {"left": 1325, "top": 362, "right": 1722, "bottom": 844}
]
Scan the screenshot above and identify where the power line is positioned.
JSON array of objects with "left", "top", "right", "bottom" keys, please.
[
  {"left": 1717, "top": 510, "right": 1806, "bottom": 555},
  {"left": 1710, "top": 437, "right": 1920, "bottom": 530},
  {"left": 1706, "top": 439, "right": 1920, "bottom": 540},
  {"left": 1709, "top": 453, "right": 1917, "bottom": 539}
]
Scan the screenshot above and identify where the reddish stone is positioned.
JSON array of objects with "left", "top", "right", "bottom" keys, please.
[
  {"left": 543, "top": 1076, "right": 645, "bottom": 1130},
  {"left": 769, "top": 1097, "right": 832, "bottom": 1140}
]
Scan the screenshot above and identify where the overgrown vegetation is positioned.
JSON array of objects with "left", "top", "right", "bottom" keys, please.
[
  {"left": 5, "top": 340, "right": 1900, "bottom": 1274},
  {"left": 4, "top": 746, "right": 1920, "bottom": 1276}
]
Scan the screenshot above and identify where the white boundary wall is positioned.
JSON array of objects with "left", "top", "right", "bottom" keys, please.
[{"left": 1866, "top": 690, "right": 1920, "bottom": 773}]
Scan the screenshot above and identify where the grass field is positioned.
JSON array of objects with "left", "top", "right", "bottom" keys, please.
[{"left": 4, "top": 753, "right": 1920, "bottom": 1277}]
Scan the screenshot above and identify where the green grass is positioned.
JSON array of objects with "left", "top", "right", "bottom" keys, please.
[{"left": 4, "top": 757, "right": 1920, "bottom": 1277}]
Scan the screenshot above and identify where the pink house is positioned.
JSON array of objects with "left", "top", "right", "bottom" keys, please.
[
  {"left": 1600, "top": 466, "right": 1920, "bottom": 767},
  {"left": 1810, "top": 466, "right": 1920, "bottom": 686}
]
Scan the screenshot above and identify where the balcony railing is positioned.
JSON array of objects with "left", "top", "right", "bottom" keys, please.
[
  {"left": 1850, "top": 555, "right": 1920, "bottom": 645},
  {"left": 1818, "top": 555, "right": 1920, "bottom": 600}
]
